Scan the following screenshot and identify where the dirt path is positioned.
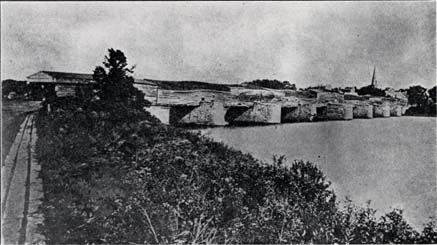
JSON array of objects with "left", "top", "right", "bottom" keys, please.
[
  {"left": 1, "top": 114, "right": 45, "bottom": 244},
  {"left": 2, "top": 100, "right": 42, "bottom": 167}
]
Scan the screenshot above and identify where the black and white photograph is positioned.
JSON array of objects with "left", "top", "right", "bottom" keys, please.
[{"left": 1, "top": 1, "right": 436, "bottom": 244}]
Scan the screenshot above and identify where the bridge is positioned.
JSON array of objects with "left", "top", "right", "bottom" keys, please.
[
  {"left": 141, "top": 86, "right": 408, "bottom": 126},
  {"left": 26, "top": 70, "right": 409, "bottom": 126},
  {"left": 145, "top": 98, "right": 407, "bottom": 126}
]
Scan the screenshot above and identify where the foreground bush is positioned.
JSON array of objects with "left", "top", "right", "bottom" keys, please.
[{"left": 35, "top": 98, "right": 436, "bottom": 244}]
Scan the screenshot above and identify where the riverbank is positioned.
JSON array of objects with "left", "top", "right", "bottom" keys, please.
[{"left": 34, "top": 98, "right": 436, "bottom": 243}]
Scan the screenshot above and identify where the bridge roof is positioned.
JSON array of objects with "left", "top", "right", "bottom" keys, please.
[
  {"left": 27, "top": 71, "right": 94, "bottom": 84},
  {"left": 41, "top": 71, "right": 93, "bottom": 80}
]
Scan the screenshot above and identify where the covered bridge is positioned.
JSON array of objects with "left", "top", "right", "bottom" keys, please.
[{"left": 27, "top": 71, "right": 95, "bottom": 97}]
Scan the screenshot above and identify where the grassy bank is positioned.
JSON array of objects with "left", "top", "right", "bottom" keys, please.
[{"left": 35, "top": 98, "right": 436, "bottom": 244}]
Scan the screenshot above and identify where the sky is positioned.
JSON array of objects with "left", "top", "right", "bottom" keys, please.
[{"left": 1, "top": 1, "right": 436, "bottom": 89}]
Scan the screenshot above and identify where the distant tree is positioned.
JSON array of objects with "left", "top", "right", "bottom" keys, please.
[
  {"left": 1, "top": 79, "right": 28, "bottom": 97},
  {"left": 283, "top": 81, "right": 296, "bottom": 90},
  {"left": 407, "top": 85, "right": 428, "bottom": 108},
  {"left": 92, "top": 48, "right": 148, "bottom": 108},
  {"left": 428, "top": 86, "right": 436, "bottom": 104},
  {"left": 356, "top": 85, "right": 385, "bottom": 97},
  {"left": 244, "top": 79, "right": 294, "bottom": 90}
]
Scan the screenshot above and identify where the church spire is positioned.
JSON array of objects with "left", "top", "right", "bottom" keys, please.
[{"left": 371, "top": 66, "right": 377, "bottom": 87}]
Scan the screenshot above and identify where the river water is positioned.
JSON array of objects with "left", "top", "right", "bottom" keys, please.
[{"left": 198, "top": 117, "right": 436, "bottom": 229}]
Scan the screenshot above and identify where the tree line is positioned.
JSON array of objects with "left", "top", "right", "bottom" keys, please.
[{"left": 243, "top": 79, "right": 297, "bottom": 90}]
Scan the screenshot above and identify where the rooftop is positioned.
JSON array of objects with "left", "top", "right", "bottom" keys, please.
[{"left": 27, "top": 71, "right": 94, "bottom": 83}]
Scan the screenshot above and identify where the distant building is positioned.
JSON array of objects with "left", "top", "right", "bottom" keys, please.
[
  {"left": 27, "top": 71, "right": 94, "bottom": 97},
  {"left": 27, "top": 71, "right": 94, "bottom": 84},
  {"left": 384, "top": 88, "right": 408, "bottom": 102},
  {"left": 342, "top": 87, "right": 358, "bottom": 96}
]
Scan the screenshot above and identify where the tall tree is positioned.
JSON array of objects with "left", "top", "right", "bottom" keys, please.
[{"left": 93, "top": 48, "right": 147, "bottom": 108}]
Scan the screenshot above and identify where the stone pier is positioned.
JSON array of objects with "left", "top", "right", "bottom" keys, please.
[
  {"left": 226, "top": 102, "right": 281, "bottom": 124},
  {"left": 344, "top": 104, "right": 354, "bottom": 120},
  {"left": 390, "top": 104, "right": 402, "bottom": 117},
  {"left": 373, "top": 103, "right": 390, "bottom": 117},
  {"left": 353, "top": 103, "right": 373, "bottom": 119},
  {"left": 145, "top": 106, "right": 171, "bottom": 124},
  {"left": 315, "top": 103, "right": 353, "bottom": 121},
  {"left": 281, "top": 103, "right": 317, "bottom": 123},
  {"left": 169, "top": 101, "right": 227, "bottom": 126}
]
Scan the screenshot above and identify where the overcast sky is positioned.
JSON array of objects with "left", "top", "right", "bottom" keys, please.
[{"left": 1, "top": 1, "right": 435, "bottom": 89}]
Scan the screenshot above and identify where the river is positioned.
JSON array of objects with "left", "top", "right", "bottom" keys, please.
[{"left": 197, "top": 117, "right": 436, "bottom": 229}]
